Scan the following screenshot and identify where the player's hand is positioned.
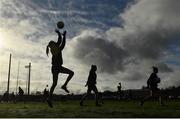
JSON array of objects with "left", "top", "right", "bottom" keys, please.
[
  {"left": 63, "top": 30, "right": 66, "bottom": 36},
  {"left": 55, "top": 29, "right": 60, "bottom": 34}
]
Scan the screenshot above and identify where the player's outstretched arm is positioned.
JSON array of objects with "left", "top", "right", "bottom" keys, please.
[
  {"left": 59, "top": 30, "right": 66, "bottom": 50},
  {"left": 55, "top": 29, "right": 62, "bottom": 46}
]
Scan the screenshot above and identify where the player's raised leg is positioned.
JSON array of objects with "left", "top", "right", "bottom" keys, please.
[{"left": 60, "top": 66, "right": 74, "bottom": 93}]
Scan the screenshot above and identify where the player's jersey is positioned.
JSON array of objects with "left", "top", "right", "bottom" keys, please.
[
  {"left": 117, "top": 86, "right": 121, "bottom": 92},
  {"left": 52, "top": 50, "right": 63, "bottom": 66},
  {"left": 147, "top": 73, "right": 160, "bottom": 88},
  {"left": 86, "top": 71, "right": 97, "bottom": 86}
]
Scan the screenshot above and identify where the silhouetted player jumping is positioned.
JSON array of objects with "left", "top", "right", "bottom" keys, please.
[
  {"left": 80, "top": 65, "right": 101, "bottom": 106},
  {"left": 46, "top": 29, "right": 74, "bottom": 108},
  {"left": 140, "top": 66, "right": 164, "bottom": 106}
]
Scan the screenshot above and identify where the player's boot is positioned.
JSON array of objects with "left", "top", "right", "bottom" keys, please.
[
  {"left": 80, "top": 101, "right": 83, "bottom": 106},
  {"left": 47, "top": 99, "right": 53, "bottom": 108},
  {"left": 61, "top": 85, "right": 69, "bottom": 93}
]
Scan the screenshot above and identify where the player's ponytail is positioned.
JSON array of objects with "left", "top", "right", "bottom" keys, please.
[
  {"left": 46, "top": 45, "right": 49, "bottom": 56},
  {"left": 46, "top": 41, "right": 56, "bottom": 56}
]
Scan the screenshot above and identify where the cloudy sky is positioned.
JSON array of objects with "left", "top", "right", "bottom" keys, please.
[{"left": 0, "top": 0, "right": 180, "bottom": 94}]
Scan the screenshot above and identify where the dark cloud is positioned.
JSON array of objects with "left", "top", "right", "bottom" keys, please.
[
  {"left": 122, "top": 71, "right": 144, "bottom": 81},
  {"left": 72, "top": 31, "right": 128, "bottom": 73},
  {"left": 122, "top": 32, "right": 171, "bottom": 60},
  {"left": 157, "top": 63, "right": 173, "bottom": 73}
]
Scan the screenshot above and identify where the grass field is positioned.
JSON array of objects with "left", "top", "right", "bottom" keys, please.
[{"left": 0, "top": 100, "right": 180, "bottom": 118}]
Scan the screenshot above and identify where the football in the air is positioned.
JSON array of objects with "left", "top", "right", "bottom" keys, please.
[{"left": 57, "top": 21, "right": 64, "bottom": 29}]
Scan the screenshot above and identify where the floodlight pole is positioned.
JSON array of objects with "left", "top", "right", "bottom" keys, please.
[
  {"left": 16, "top": 61, "right": 20, "bottom": 95},
  {"left": 25, "top": 63, "right": 31, "bottom": 95},
  {"left": 7, "top": 53, "right": 12, "bottom": 94}
]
